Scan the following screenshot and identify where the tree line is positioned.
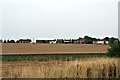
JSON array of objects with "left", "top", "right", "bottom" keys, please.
[{"left": 0, "top": 36, "right": 119, "bottom": 44}]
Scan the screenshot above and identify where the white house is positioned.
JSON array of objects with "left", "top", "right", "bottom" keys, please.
[
  {"left": 97, "top": 41, "right": 104, "bottom": 44},
  {"left": 49, "top": 41, "right": 56, "bottom": 44},
  {"left": 93, "top": 40, "right": 104, "bottom": 44},
  {"left": 105, "top": 41, "right": 109, "bottom": 44}
]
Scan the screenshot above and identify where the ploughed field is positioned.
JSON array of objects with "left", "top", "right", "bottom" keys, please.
[{"left": 2, "top": 43, "right": 109, "bottom": 54}]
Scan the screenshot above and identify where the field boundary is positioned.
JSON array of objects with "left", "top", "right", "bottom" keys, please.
[{"left": 1, "top": 53, "right": 107, "bottom": 56}]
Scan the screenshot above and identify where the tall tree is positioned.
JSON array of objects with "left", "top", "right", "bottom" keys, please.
[
  {"left": 84, "top": 36, "right": 93, "bottom": 44},
  {"left": 103, "top": 37, "right": 110, "bottom": 41}
]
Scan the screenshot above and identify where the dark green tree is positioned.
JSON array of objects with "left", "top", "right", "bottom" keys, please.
[
  {"left": 84, "top": 36, "right": 93, "bottom": 44},
  {"left": 103, "top": 37, "right": 110, "bottom": 41},
  {"left": 107, "top": 40, "right": 120, "bottom": 57},
  {"left": 109, "top": 37, "right": 118, "bottom": 44},
  {"left": 92, "top": 38, "right": 98, "bottom": 41},
  {"left": 7, "top": 40, "right": 10, "bottom": 43}
]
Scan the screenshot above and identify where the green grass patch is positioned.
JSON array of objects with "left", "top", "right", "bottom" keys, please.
[{"left": 2, "top": 54, "right": 107, "bottom": 62}]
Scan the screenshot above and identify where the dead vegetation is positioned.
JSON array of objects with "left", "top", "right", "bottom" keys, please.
[{"left": 2, "top": 58, "right": 119, "bottom": 78}]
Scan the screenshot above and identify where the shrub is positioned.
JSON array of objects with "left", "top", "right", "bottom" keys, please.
[{"left": 107, "top": 40, "right": 120, "bottom": 57}]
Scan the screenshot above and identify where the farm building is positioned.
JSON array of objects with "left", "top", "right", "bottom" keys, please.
[
  {"left": 36, "top": 40, "right": 57, "bottom": 44},
  {"left": 93, "top": 41, "right": 98, "bottom": 44},
  {"left": 71, "top": 39, "right": 85, "bottom": 44},
  {"left": 16, "top": 39, "right": 32, "bottom": 43},
  {"left": 71, "top": 39, "right": 79, "bottom": 44},
  {"left": 56, "top": 39, "right": 64, "bottom": 44},
  {"left": 36, "top": 40, "right": 49, "bottom": 43},
  {"left": 93, "top": 40, "right": 109, "bottom": 45}
]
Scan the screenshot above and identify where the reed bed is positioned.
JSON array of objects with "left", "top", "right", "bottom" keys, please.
[{"left": 2, "top": 57, "right": 119, "bottom": 78}]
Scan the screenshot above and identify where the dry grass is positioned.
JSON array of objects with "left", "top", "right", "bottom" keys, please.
[
  {"left": 2, "top": 58, "right": 119, "bottom": 78},
  {"left": 2, "top": 43, "right": 109, "bottom": 54}
]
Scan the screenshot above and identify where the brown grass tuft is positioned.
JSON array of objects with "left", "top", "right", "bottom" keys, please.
[{"left": 2, "top": 58, "right": 119, "bottom": 78}]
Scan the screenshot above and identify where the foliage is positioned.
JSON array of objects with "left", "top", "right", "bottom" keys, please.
[
  {"left": 84, "top": 36, "right": 93, "bottom": 44},
  {"left": 103, "top": 37, "right": 110, "bottom": 41},
  {"left": 108, "top": 37, "right": 118, "bottom": 44},
  {"left": 107, "top": 40, "right": 120, "bottom": 57}
]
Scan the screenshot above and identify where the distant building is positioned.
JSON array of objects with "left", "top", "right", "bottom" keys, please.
[
  {"left": 56, "top": 39, "right": 64, "bottom": 44},
  {"left": 17, "top": 39, "right": 32, "bottom": 43},
  {"left": 93, "top": 40, "right": 104, "bottom": 44},
  {"left": 71, "top": 39, "right": 78, "bottom": 44},
  {"left": 93, "top": 41, "right": 97, "bottom": 44},
  {"left": 36, "top": 39, "right": 57, "bottom": 44},
  {"left": 64, "top": 39, "right": 72, "bottom": 44},
  {"left": 79, "top": 39, "right": 85, "bottom": 44},
  {"left": 70, "top": 38, "right": 85, "bottom": 44},
  {"left": 49, "top": 40, "right": 56, "bottom": 44},
  {"left": 93, "top": 40, "right": 110, "bottom": 45},
  {"left": 105, "top": 41, "right": 109, "bottom": 45},
  {"left": 98, "top": 40, "right": 104, "bottom": 44},
  {"left": 36, "top": 40, "right": 49, "bottom": 43}
]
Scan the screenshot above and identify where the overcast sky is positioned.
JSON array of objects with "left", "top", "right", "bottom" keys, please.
[{"left": 1, "top": 0, "right": 120, "bottom": 40}]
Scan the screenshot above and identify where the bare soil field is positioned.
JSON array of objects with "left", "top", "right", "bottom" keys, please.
[
  {"left": 2, "top": 43, "right": 109, "bottom": 54},
  {"left": 2, "top": 58, "right": 119, "bottom": 78}
]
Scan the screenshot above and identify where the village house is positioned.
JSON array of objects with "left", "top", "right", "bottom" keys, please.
[
  {"left": 79, "top": 39, "right": 85, "bottom": 44},
  {"left": 93, "top": 40, "right": 104, "bottom": 44},
  {"left": 70, "top": 38, "right": 85, "bottom": 44},
  {"left": 97, "top": 40, "right": 104, "bottom": 44},
  {"left": 64, "top": 39, "right": 72, "bottom": 44},
  {"left": 93, "top": 40, "right": 109, "bottom": 45},
  {"left": 49, "top": 39, "right": 56, "bottom": 44}
]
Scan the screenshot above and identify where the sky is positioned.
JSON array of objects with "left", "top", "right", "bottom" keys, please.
[
  {"left": 1, "top": 0, "right": 120, "bottom": 40},
  {"left": 119, "top": 1, "right": 120, "bottom": 40}
]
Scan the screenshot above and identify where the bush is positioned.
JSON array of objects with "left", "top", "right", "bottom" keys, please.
[{"left": 107, "top": 40, "right": 120, "bottom": 57}]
